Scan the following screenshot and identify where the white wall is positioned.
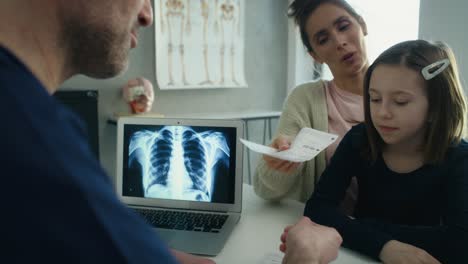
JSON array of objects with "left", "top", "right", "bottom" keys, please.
[
  {"left": 286, "top": 19, "right": 317, "bottom": 94},
  {"left": 419, "top": 0, "right": 468, "bottom": 90}
]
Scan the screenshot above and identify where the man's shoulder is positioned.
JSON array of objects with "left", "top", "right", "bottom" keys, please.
[
  {"left": 0, "top": 46, "right": 32, "bottom": 80},
  {"left": 0, "top": 47, "right": 48, "bottom": 111}
]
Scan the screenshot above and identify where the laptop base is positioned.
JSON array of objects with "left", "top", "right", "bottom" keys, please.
[{"left": 155, "top": 213, "right": 240, "bottom": 256}]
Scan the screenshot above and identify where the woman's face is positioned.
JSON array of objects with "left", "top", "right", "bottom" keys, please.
[{"left": 305, "top": 3, "right": 368, "bottom": 78}]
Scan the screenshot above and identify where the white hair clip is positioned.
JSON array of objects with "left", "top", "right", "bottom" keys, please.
[{"left": 421, "top": 58, "right": 450, "bottom": 80}]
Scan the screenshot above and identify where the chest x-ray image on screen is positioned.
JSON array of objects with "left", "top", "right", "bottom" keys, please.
[{"left": 124, "top": 124, "right": 235, "bottom": 203}]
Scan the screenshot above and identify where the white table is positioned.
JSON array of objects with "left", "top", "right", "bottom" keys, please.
[{"left": 211, "top": 184, "right": 379, "bottom": 263}]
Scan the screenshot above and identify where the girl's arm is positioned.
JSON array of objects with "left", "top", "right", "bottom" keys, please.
[
  {"left": 304, "top": 124, "right": 394, "bottom": 260},
  {"left": 443, "top": 152, "right": 468, "bottom": 262},
  {"left": 306, "top": 128, "right": 468, "bottom": 262},
  {"left": 372, "top": 154, "right": 468, "bottom": 262}
]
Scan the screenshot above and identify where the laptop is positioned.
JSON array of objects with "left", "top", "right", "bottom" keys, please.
[{"left": 115, "top": 117, "right": 244, "bottom": 256}]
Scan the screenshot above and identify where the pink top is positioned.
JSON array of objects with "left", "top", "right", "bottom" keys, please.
[{"left": 325, "top": 80, "right": 364, "bottom": 164}]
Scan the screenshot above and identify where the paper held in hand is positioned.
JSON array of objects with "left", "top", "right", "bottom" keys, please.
[{"left": 240, "top": 127, "right": 338, "bottom": 162}]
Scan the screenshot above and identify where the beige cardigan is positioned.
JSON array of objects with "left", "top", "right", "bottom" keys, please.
[{"left": 253, "top": 81, "right": 329, "bottom": 202}]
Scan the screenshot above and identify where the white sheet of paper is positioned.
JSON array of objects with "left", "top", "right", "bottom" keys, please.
[
  {"left": 258, "top": 252, "right": 283, "bottom": 264},
  {"left": 240, "top": 127, "right": 338, "bottom": 162}
]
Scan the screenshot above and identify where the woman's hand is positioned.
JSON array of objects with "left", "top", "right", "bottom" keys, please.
[
  {"left": 379, "top": 240, "right": 441, "bottom": 264},
  {"left": 263, "top": 135, "right": 301, "bottom": 174}
]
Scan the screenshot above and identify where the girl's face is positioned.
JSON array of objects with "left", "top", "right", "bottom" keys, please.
[
  {"left": 305, "top": 3, "right": 368, "bottom": 78},
  {"left": 369, "top": 65, "right": 429, "bottom": 150}
]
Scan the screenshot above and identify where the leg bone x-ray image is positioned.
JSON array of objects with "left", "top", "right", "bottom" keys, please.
[{"left": 127, "top": 125, "right": 230, "bottom": 202}]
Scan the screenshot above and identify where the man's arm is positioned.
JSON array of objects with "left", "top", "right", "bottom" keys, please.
[
  {"left": 280, "top": 217, "right": 342, "bottom": 264},
  {"left": 171, "top": 249, "right": 215, "bottom": 264}
]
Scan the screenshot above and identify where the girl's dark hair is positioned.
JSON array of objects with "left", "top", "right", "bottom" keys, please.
[
  {"left": 363, "top": 40, "right": 467, "bottom": 163},
  {"left": 288, "top": 0, "right": 361, "bottom": 53}
]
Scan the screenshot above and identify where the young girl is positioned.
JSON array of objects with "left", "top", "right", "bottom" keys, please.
[{"left": 303, "top": 40, "right": 468, "bottom": 263}]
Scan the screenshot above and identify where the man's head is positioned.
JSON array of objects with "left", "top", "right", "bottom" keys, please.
[{"left": 58, "top": 0, "right": 153, "bottom": 79}]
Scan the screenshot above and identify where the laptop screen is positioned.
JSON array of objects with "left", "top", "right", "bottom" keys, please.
[{"left": 122, "top": 123, "right": 237, "bottom": 204}]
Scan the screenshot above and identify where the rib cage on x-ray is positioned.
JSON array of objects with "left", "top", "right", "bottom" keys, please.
[{"left": 128, "top": 126, "right": 230, "bottom": 202}]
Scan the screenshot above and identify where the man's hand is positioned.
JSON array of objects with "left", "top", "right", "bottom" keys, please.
[
  {"left": 379, "top": 240, "right": 441, "bottom": 264},
  {"left": 170, "top": 249, "right": 215, "bottom": 264},
  {"left": 280, "top": 217, "right": 342, "bottom": 264},
  {"left": 263, "top": 135, "right": 301, "bottom": 174}
]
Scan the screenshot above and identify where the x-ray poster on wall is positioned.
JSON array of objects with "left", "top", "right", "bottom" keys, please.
[{"left": 155, "top": 0, "right": 247, "bottom": 90}]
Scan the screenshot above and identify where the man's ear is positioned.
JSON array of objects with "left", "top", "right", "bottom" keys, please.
[
  {"left": 358, "top": 16, "right": 368, "bottom": 36},
  {"left": 309, "top": 51, "right": 323, "bottom": 64}
]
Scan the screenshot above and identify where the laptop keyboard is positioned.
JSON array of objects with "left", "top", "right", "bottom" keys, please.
[{"left": 134, "top": 208, "right": 228, "bottom": 233}]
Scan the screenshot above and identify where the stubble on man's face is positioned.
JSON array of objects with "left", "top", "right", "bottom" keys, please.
[{"left": 60, "top": 11, "right": 132, "bottom": 79}]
